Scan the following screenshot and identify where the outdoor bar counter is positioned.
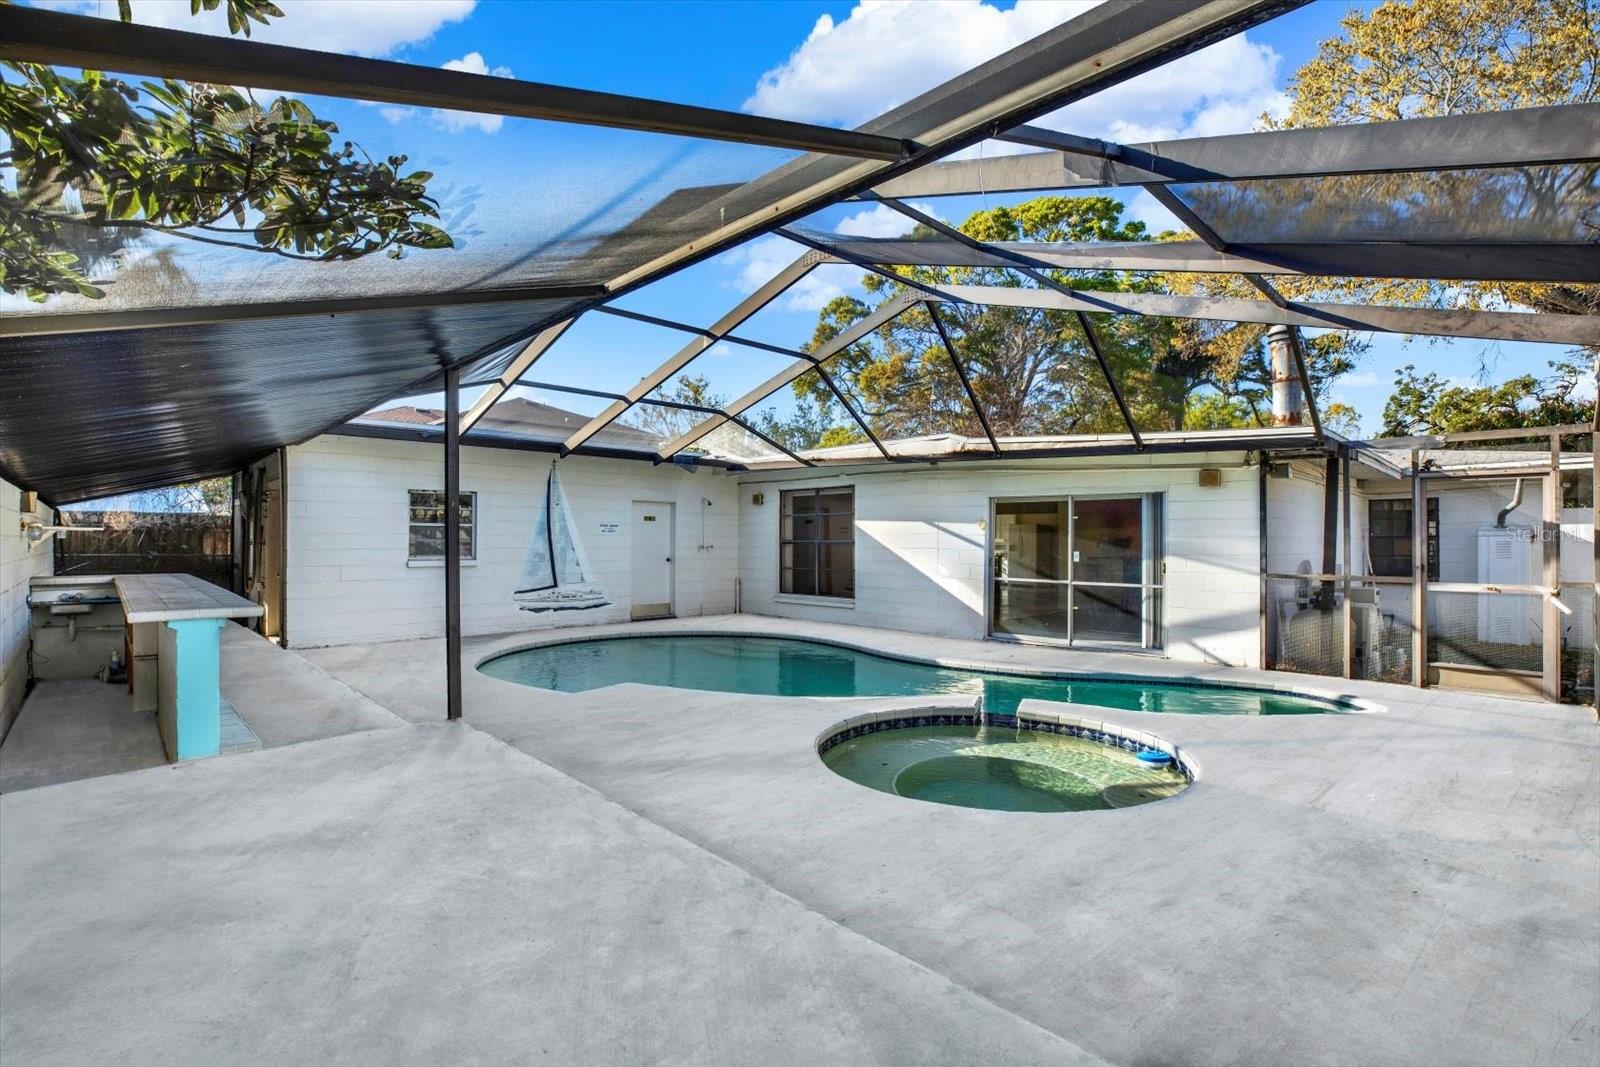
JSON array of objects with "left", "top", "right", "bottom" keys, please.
[{"left": 29, "top": 574, "right": 264, "bottom": 762}]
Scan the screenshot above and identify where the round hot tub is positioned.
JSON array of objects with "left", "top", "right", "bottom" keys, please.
[{"left": 818, "top": 713, "right": 1192, "bottom": 813}]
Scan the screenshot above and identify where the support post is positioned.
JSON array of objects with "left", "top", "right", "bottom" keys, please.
[
  {"left": 1259, "top": 451, "right": 1270, "bottom": 671},
  {"left": 277, "top": 446, "right": 289, "bottom": 649},
  {"left": 444, "top": 366, "right": 463, "bottom": 722},
  {"left": 230, "top": 471, "right": 244, "bottom": 595},
  {"left": 1319, "top": 453, "right": 1340, "bottom": 609},
  {"left": 1542, "top": 433, "right": 1562, "bottom": 702},
  {"left": 1411, "top": 450, "right": 1428, "bottom": 688},
  {"left": 1341, "top": 446, "right": 1354, "bottom": 680}
]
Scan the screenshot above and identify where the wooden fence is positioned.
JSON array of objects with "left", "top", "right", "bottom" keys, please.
[{"left": 55, "top": 510, "right": 233, "bottom": 590}]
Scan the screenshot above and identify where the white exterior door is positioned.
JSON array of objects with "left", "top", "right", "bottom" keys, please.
[{"left": 631, "top": 501, "right": 674, "bottom": 619}]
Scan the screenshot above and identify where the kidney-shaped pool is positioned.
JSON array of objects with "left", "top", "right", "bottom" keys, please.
[{"left": 479, "top": 634, "right": 1353, "bottom": 715}]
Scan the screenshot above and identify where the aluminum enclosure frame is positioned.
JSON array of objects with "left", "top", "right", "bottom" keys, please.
[{"left": 3, "top": 0, "right": 1303, "bottom": 503}]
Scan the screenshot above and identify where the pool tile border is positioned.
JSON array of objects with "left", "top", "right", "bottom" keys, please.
[{"left": 815, "top": 709, "right": 1199, "bottom": 784}]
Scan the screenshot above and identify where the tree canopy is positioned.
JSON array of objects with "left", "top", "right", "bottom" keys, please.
[
  {"left": 1272, "top": 0, "right": 1597, "bottom": 435},
  {"left": 1382, "top": 359, "right": 1594, "bottom": 435},
  {"left": 774, "top": 196, "right": 1361, "bottom": 450},
  {"left": 761, "top": 0, "right": 1588, "bottom": 452},
  {"left": 1268, "top": 0, "right": 1599, "bottom": 320},
  {"left": 0, "top": 0, "right": 451, "bottom": 301},
  {"left": 626, "top": 374, "right": 726, "bottom": 442}
]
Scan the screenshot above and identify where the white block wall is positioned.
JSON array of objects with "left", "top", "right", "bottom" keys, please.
[
  {"left": 1267, "top": 460, "right": 1350, "bottom": 576},
  {"left": 1, "top": 478, "right": 52, "bottom": 739},
  {"left": 285, "top": 435, "right": 739, "bottom": 647},
  {"left": 1363, "top": 481, "right": 1559, "bottom": 583},
  {"left": 736, "top": 454, "right": 1267, "bottom": 668}
]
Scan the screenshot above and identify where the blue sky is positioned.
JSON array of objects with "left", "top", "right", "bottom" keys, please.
[{"left": 45, "top": 0, "right": 1595, "bottom": 435}]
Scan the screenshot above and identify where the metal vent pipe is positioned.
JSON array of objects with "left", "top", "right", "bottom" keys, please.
[{"left": 1267, "top": 325, "right": 1304, "bottom": 427}]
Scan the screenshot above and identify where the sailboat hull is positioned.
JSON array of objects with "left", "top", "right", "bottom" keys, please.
[{"left": 513, "top": 584, "right": 610, "bottom": 612}]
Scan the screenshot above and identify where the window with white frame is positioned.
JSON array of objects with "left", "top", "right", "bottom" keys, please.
[{"left": 408, "top": 490, "right": 476, "bottom": 560}]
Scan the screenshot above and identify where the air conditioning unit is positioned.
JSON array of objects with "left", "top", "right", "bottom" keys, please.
[{"left": 1476, "top": 525, "right": 1534, "bottom": 645}]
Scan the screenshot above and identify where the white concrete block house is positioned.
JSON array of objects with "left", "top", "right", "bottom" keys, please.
[
  {"left": 248, "top": 399, "right": 1592, "bottom": 690},
  {"left": 2, "top": 478, "right": 54, "bottom": 735}
]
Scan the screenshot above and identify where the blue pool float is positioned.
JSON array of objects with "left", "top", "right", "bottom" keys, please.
[{"left": 1136, "top": 749, "right": 1173, "bottom": 768}]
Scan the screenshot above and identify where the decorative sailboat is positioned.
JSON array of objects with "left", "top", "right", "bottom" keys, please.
[{"left": 513, "top": 465, "right": 610, "bottom": 612}]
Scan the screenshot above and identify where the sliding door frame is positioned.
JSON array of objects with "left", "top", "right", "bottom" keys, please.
[{"left": 984, "top": 491, "right": 1165, "bottom": 651}]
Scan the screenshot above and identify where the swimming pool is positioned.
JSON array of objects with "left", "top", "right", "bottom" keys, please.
[{"left": 479, "top": 634, "right": 1349, "bottom": 715}]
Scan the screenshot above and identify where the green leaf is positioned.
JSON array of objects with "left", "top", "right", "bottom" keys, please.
[{"left": 2, "top": 46, "right": 452, "bottom": 300}]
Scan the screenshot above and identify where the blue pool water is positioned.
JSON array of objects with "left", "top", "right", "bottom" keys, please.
[{"left": 479, "top": 634, "right": 1345, "bottom": 715}]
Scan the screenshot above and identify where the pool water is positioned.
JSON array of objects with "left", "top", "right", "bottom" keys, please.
[
  {"left": 822, "top": 725, "right": 1189, "bottom": 812},
  {"left": 479, "top": 634, "right": 1343, "bottom": 715}
]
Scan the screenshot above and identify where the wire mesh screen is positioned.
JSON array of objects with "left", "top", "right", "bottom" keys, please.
[
  {"left": 1267, "top": 577, "right": 1419, "bottom": 682},
  {"left": 1558, "top": 458, "right": 1593, "bottom": 704},
  {"left": 1168, "top": 163, "right": 1599, "bottom": 246},
  {"left": 1265, "top": 576, "right": 1346, "bottom": 678},
  {"left": 1351, "top": 580, "right": 1415, "bottom": 685},
  {"left": 1427, "top": 589, "right": 1543, "bottom": 678},
  {"left": 1, "top": 64, "right": 800, "bottom": 322},
  {"left": 1263, "top": 453, "right": 1595, "bottom": 704},
  {"left": 54, "top": 509, "right": 233, "bottom": 591},
  {"left": 1558, "top": 584, "right": 1595, "bottom": 706}
]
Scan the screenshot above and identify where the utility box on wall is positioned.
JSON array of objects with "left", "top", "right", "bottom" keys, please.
[{"left": 1476, "top": 525, "right": 1534, "bottom": 645}]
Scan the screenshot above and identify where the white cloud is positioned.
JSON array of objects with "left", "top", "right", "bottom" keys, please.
[
  {"left": 1339, "top": 371, "right": 1381, "bottom": 388},
  {"left": 432, "top": 52, "right": 513, "bottom": 133},
  {"left": 1048, "top": 34, "right": 1287, "bottom": 143},
  {"left": 725, "top": 235, "right": 861, "bottom": 313},
  {"left": 1123, "top": 189, "right": 1181, "bottom": 235},
  {"left": 371, "top": 52, "right": 513, "bottom": 133},
  {"left": 745, "top": 1, "right": 1099, "bottom": 126},
  {"left": 34, "top": 0, "right": 477, "bottom": 57},
  {"left": 834, "top": 201, "right": 944, "bottom": 239},
  {"left": 744, "top": 0, "right": 1287, "bottom": 147}
]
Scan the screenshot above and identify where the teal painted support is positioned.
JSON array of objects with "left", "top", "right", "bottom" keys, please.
[{"left": 164, "top": 618, "right": 225, "bottom": 761}]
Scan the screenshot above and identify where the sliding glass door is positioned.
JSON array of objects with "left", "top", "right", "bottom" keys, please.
[{"left": 989, "top": 494, "right": 1163, "bottom": 649}]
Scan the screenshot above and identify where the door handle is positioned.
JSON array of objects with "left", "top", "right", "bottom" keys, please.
[{"left": 665, "top": 557, "right": 672, "bottom": 562}]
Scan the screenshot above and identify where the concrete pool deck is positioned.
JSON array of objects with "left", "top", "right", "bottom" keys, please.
[
  {"left": 3, "top": 615, "right": 1597, "bottom": 1065},
  {"left": 0, "top": 626, "right": 404, "bottom": 793}
]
